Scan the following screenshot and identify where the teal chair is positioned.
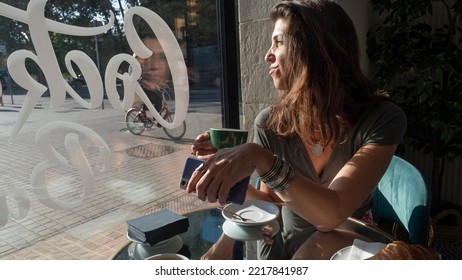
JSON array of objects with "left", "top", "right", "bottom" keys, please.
[{"left": 371, "top": 156, "right": 432, "bottom": 245}]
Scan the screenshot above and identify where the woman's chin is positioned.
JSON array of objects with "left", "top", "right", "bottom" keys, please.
[{"left": 273, "top": 82, "right": 287, "bottom": 91}]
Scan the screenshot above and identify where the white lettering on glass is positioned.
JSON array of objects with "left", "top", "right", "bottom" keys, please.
[
  {"left": 0, "top": 0, "right": 189, "bottom": 226},
  {"left": 0, "top": 188, "right": 30, "bottom": 227},
  {"left": 32, "top": 121, "right": 111, "bottom": 210}
]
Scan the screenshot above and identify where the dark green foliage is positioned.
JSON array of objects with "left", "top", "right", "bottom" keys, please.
[{"left": 367, "top": 0, "right": 462, "bottom": 207}]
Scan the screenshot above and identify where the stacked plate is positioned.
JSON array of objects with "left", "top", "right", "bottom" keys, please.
[
  {"left": 126, "top": 232, "right": 184, "bottom": 260},
  {"left": 221, "top": 200, "right": 280, "bottom": 241}
]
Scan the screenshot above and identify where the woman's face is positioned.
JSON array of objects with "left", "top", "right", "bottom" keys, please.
[
  {"left": 136, "top": 38, "right": 171, "bottom": 88},
  {"left": 265, "top": 19, "right": 288, "bottom": 90}
]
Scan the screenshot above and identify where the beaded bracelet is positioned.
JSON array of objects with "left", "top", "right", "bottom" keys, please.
[{"left": 260, "top": 155, "right": 295, "bottom": 192}]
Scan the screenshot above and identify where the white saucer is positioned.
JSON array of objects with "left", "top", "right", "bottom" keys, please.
[
  {"left": 222, "top": 200, "right": 279, "bottom": 226},
  {"left": 128, "top": 235, "right": 184, "bottom": 260},
  {"left": 222, "top": 219, "right": 280, "bottom": 241},
  {"left": 330, "top": 246, "right": 352, "bottom": 260}
]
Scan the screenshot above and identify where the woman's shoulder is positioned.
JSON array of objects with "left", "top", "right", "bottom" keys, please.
[
  {"left": 373, "top": 100, "right": 406, "bottom": 121},
  {"left": 255, "top": 106, "right": 271, "bottom": 126},
  {"left": 354, "top": 100, "right": 407, "bottom": 146},
  {"left": 357, "top": 100, "right": 406, "bottom": 122}
]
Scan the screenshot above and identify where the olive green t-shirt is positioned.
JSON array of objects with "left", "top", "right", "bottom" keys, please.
[{"left": 254, "top": 101, "right": 407, "bottom": 259}]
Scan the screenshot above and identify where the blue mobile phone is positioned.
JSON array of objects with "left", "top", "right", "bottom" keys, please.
[{"left": 179, "top": 156, "right": 248, "bottom": 204}]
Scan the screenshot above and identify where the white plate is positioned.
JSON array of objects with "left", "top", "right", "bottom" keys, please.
[
  {"left": 330, "top": 246, "right": 353, "bottom": 260},
  {"left": 223, "top": 219, "right": 280, "bottom": 241},
  {"left": 127, "top": 235, "right": 184, "bottom": 260},
  {"left": 330, "top": 240, "right": 387, "bottom": 260},
  {"left": 222, "top": 200, "right": 279, "bottom": 226}
]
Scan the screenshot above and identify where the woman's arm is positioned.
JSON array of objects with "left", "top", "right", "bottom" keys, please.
[
  {"left": 187, "top": 142, "right": 396, "bottom": 232},
  {"left": 271, "top": 144, "right": 396, "bottom": 231},
  {"left": 246, "top": 181, "right": 284, "bottom": 203}
]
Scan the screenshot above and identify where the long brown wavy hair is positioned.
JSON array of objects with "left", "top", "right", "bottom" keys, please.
[{"left": 262, "top": 0, "right": 382, "bottom": 146}]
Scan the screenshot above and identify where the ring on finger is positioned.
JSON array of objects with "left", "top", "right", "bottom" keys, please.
[{"left": 195, "top": 163, "right": 205, "bottom": 173}]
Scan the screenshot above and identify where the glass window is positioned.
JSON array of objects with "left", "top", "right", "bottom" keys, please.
[{"left": 0, "top": 0, "right": 240, "bottom": 259}]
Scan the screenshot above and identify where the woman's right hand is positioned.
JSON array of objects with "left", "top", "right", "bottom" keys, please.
[{"left": 191, "top": 131, "right": 216, "bottom": 158}]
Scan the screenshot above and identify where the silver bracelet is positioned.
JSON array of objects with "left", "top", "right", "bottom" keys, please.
[{"left": 260, "top": 155, "right": 295, "bottom": 192}]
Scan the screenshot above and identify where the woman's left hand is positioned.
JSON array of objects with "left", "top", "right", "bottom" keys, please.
[
  {"left": 191, "top": 131, "right": 216, "bottom": 158},
  {"left": 186, "top": 143, "right": 271, "bottom": 205}
]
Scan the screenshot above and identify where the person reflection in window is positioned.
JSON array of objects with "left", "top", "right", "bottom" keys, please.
[{"left": 134, "top": 35, "right": 172, "bottom": 117}]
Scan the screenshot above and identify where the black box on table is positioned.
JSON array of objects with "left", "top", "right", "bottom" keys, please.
[{"left": 127, "top": 209, "right": 189, "bottom": 246}]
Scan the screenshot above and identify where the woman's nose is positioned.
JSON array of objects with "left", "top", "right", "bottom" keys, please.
[{"left": 265, "top": 49, "right": 275, "bottom": 62}]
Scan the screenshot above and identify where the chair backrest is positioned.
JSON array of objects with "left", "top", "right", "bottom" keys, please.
[{"left": 371, "top": 156, "right": 431, "bottom": 245}]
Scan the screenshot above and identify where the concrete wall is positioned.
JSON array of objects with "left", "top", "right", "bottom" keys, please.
[
  {"left": 238, "top": 0, "right": 280, "bottom": 139},
  {"left": 237, "top": 0, "right": 372, "bottom": 139}
]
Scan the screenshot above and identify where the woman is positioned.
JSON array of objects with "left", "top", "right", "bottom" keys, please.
[{"left": 188, "top": 0, "right": 406, "bottom": 260}]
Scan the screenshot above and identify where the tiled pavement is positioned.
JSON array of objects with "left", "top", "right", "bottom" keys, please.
[{"left": 0, "top": 96, "right": 222, "bottom": 259}]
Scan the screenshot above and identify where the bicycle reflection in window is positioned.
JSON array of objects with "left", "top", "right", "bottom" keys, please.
[{"left": 126, "top": 34, "right": 186, "bottom": 139}]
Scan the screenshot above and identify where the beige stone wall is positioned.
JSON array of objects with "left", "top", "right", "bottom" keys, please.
[
  {"left": 238, "top": 0, "right": 280, "bottom": 140},
  {"left": 237, "top": 0, "right": 372, "bottom": 140}
]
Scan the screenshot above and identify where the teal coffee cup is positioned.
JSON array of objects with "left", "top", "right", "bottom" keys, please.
[{"left": 209, "top": 128, "right": 248, "bottom": 150}]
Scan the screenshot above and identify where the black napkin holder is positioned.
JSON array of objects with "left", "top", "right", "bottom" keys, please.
[{"left": 127, "top": 209, "right": 189, "bottom": 246}]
